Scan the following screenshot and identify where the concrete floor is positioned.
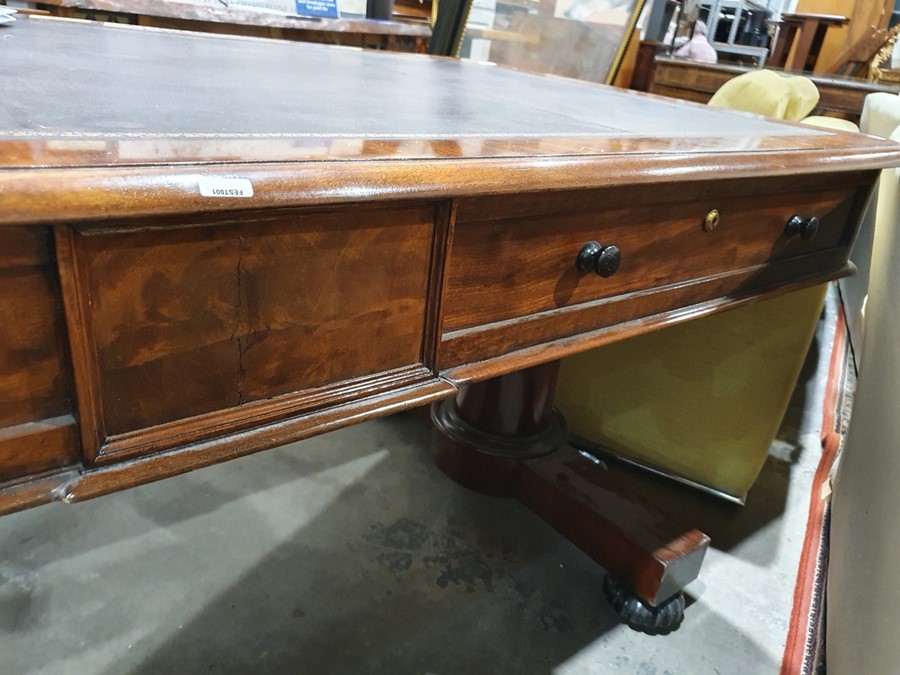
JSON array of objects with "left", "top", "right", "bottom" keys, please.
[{"left": 0, "top": 298, "right": 837, "bottom": 675}]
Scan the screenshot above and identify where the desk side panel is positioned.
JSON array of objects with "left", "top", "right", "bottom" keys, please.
[
  {"left": 0, "top": 228, "right": 80, "bottom": 481},
  {"left": 58, "top": 204, "right": 438, "bottom": 462}
]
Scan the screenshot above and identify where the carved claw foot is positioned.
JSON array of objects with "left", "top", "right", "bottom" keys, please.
[{"left": 603, "top": 574, "right": 685, "bottom": 635}]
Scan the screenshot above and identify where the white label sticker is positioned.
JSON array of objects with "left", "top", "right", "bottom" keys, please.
[{"left": 198, "top": 177, "right": 254, "bottom": 198}]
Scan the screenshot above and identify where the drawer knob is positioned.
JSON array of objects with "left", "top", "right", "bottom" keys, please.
[
  {"left": 785, "top": 215, "right": 819, "bottom": 240},
  {"left": 577, "top": 241, "right": 621, "bottom": 278}
]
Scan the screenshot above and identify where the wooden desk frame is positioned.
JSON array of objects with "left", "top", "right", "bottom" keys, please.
[{"left": 3, "top": 16, "right": 900, "bottom": 632}]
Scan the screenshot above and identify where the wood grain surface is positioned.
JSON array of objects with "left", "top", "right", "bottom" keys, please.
[
  {"left": 438, "top": 175, "right": 868, "bottom": 371},
  {"left": 443, "top": 182, "right": 858, "bottom": 333},
  {"left": 0, "top": 228, "right": 79, "bottom": 481},
  {"left": 60, "top": 204, "right": 436, "bottom": 460},
  {"left": 0, "top": 17, "right": 898, "bottom": 514}
]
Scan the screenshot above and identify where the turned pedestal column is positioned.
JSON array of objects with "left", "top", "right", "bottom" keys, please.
[{"left": 431, "top": 361, "right": 710, "bottom": 634}]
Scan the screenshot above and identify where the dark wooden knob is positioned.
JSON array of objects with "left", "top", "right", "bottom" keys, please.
[
  {"left": 785, "top": 215, "right": 819, "bottom": 240},
  {"left": 577, "top": 241, "right": 621, "bottom": 278}
]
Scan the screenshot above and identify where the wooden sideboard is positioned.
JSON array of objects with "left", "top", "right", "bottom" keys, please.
[
  {"left": 650, "top": 56, "right": 900, "bottom": 124},
  {"left": 33, "top": 0, "right": 431, "bottom": 51},
  {"left": 3, "top": 16, "right": 899, "bottom": 631}
]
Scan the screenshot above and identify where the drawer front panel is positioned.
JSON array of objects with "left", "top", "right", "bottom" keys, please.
[
  {"left": 443, "top": 185, "right": 857, "bottom": 335},
  {"left": 439, "top": 178, "right": 867, "bottom": 372},
  {"left": 62, "top": 204, "right": 435, "bottom": 459}
]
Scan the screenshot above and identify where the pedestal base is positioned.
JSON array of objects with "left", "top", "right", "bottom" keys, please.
[
  {"left": 431, "top": 362, "right": 710, "bottom": 632},
  {"left": 603, "top": 575, "right": 685, "bottom": 635},
  {"left": 520, "top": 445, "right": 709, "bottom": 610}
]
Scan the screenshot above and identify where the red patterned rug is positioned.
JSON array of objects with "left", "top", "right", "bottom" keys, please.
[{"left": 780, "top": 308, "right": 855, "bottom": 675}]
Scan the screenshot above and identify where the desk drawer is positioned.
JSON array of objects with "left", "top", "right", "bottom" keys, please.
[
  {"left": 58, "top": 204, "right": 438, "bottom": 462},
  {"left": 440, "top": 176, "right": 867, "bottom": 370}
]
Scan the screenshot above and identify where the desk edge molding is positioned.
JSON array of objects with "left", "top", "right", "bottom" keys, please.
[{"left": 2, "top": 148, "right": 900, "bottom": 226}]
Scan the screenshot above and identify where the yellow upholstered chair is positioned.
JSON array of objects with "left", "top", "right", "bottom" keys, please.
[
  {"left": 556, "top": 285, "right": 826, "bottom": 502},
  {"left": 708, "top": 69, "right": 860, "bottom": 133},
  {"left": 708, "top": 69, "right": 820, "bottom": 121}
]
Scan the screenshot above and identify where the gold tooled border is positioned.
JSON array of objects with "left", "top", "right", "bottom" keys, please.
[{"left": 452, "top": 0, "right": 476, "bottom": 57}]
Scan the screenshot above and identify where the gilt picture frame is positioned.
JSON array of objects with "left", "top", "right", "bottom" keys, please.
[{"left": 431, "top": 0, "right": 646, "bottom": 86}]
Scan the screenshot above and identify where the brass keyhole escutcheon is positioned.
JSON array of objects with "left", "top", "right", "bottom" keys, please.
[{"left": 704, "top": 209, "right": 720, "bottom": 232}]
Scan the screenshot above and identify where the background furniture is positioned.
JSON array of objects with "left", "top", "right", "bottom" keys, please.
[
  {"left": 791, "top": 0, "right": 894, "bottom": 76},
  {"left": 33, "top": 0, "right": 431, "bottom": 51},
  {"left": 450, "top": 0, "right": 646, "bottom": 85},
  {"left": 704, "top": 67, "right": 861, "bottom": 130},
  {"left": 2, "top": 15, "right": 898, "bottom": 630},
  {"left": 699, "top": 0, "right": 773, "bottom": 65},
  {"left": 768, "top": 13, "right": 849, "bottom": 73},
  {"left": 707, "top": 68, "right": 821, "bottom": 119},
  {"left": 826, "top": 24, "right": 900, "bottom": 78},
  {"left": 642, "top": 0, "right": 895, "bottom": 74},
  {"left": 648, "top": 56, "right": 900, "bottom": 123}
]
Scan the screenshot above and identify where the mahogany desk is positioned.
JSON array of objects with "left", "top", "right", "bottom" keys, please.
[{"left": 2, "top": 16, "right": 899, "bottom": 632}]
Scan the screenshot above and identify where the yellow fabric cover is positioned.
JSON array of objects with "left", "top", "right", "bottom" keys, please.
[
  {"left": 708, "top": 69, "right": 820, "bottom": 121},
  {"left": 555, "top": 285, "right": 827, "bottom": 501},
  {"left": 801, "top": 116, "right": 860, "bottom": 133}
]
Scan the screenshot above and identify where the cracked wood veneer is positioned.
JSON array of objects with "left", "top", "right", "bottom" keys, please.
[{"left": 1, "top": 16, "right": 899, "bottom": 513}]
